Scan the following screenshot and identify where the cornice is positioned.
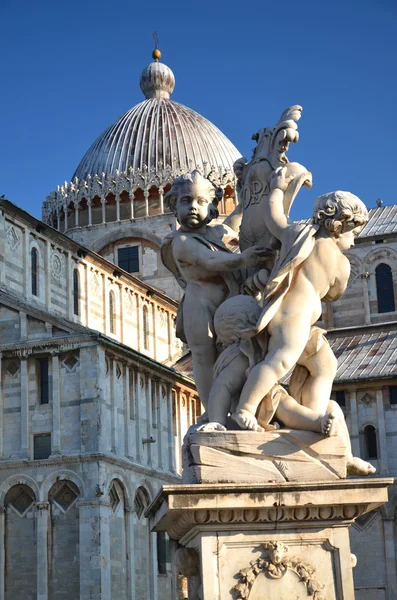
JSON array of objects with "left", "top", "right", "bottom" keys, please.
[{"left": 0, "top": 451, "right": 181, "bottom": 484}]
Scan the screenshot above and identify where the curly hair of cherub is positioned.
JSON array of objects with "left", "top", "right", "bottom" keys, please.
[
  {"left": 312, "top": 191, "right": 368, "bottom": 238},
  {"left": 164, "top": 170, "right": 219, "bottom": 220},
  {"left": 214, "top": 295, "right": 262, "bottom": 346}
]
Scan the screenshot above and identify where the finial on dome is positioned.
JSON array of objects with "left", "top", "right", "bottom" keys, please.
[
  {"left": 152, "top": 31, "right": 161, "bottom": 62},
  {"left": 140, "top": 35, "right": 175, "bottom": 99}
]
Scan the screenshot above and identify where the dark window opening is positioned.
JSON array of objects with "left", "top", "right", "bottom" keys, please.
[
  {"left": 118, "top": 246, "right": 139, "bottom": 273},
  {"left": 34, "top": 434, "right": 51, "bottom": 460},
  {"left": 157, "top": 532, "right": 168, "bottom": 575},
  {"left": 376, "top": 263, "right": 395, "bottom": 313},
  {"left": 335, "top": 391, "right": 346, "bottom": 407},
  {"left": 73, "top": 269, "right": 79, "bottom": 316},
  {"left": 390, "top": 386, "right": 397, "bottom": 405},
  {"left": 39, "top": 357, "right": 49, "bottom": 404},
  {"left": 31, "top": 248, "right": 38, "bottom": 296},
  {"left": 364, "top": 425, "right": 378, "bottom": 459}
]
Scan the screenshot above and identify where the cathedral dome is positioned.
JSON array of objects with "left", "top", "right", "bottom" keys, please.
[
  {"left": 42, "top": 52, "right": 240, "bottom": 239},
  {"left": 72, "top": 59, "right": 240, "bottom": 182}
]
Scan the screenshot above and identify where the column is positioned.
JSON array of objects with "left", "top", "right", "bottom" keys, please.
[
  {"left": 101, "top": 196, "right": 106, "bottom": 224},
  {"left": 87, "top": 199, "right": 92, "bottom": 226},
  {"left": 129, "top": 192, "right": 135, "bottom": 220},
  {"left": 156, "top": 379, "right": 163, "bottom": 470},
  {"left": 136, "top": 295, "right": 141, "bottom": 352},
  {"left": 347, "top": 389, "right": 360, "bottom": 458},
  {"left": 145, "top": 374, "right": 152, "bottom": 466},
  {"left": 383, "top": 517, "right": 397, "bottom": 600},
  {"left": 167, "top": 312, "right": 172, "bottom": 360},
  {"left": 36, "top": 501, "right": 49, "bottom": 600},
  {"left": 361, "top": 274, "right": 371, "bottom": 324},
  {"left": 78, "top": 501, "right": 111, "bottom": 600},
  {"left": 152, "top": 303, "right": 157, "bottom": 360},
  {"left": 66, "top": 252, "right": 72, "bottom": 320},
  {"left": 63, "top": 204, "right": 68, "bottom": 231},
  {"left": 23, "top": 228, "right": 29, "bottom": 297},
  {"left": 0, "top": 508, "right": 5, "bottom": 600},
  {"left": 149, "top": 531, "right": 158, "bottom": 600},
  {"left": 20, "top": 357, "right": 29, "bottom": 458},
  {"left": 159, "top": 186, "right": 164, "bottom": 214},
  {"left": 119, "top": 284, "right": 124, "bottom": 344},
  {"left": 45, "top": 240, "right": 51, "bottom": 311},
  {"left": 74, "top": 202, "right": 79, "bottom": 227},
  {"left": 126, "top": 508, "right": 136, "bottom": 600},
  {"left": 144, "top": 190, "right": 149, "bottom": 217},
  {"left": 110, "top": 358, "right": 117, "bottom": 453},
  {"left": 116, "top": 195, "right": 121, "bottom": 221},
  {"left": 56, "top": 209, "right": 61, "bottom": 231},
  {"left": 134, "top": 369, "right": 141, "bottom": 463},
  {"left": 51, "top": 354, "right": 61, "bottom": 455},
  {"left": 124, "top": 365, "right": 130, "bottom": 457},
  {"left": 377, "top": 389, "right": 389, "bottom": 474},
  {"left": 166, "top": 384, "right": 174, "bottom": 472}
]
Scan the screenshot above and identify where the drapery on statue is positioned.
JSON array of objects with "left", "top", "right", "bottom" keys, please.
[{"left": 161, "top": 106, "right": 375, "bottom": 477}]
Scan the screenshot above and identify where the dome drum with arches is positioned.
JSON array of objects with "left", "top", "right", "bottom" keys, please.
[{"left": 42, "top": 51, "right": 241, "bottom": 233}]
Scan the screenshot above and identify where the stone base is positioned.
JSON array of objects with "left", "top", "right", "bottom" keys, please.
[
  {"left": 183, "top": 429, "right": 347, "bottom": 484},
  {"left": 148, "top": 478, "right": 392, "bottom": 600}
]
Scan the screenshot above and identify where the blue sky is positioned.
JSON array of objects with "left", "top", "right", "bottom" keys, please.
[{"left": 0, "top": 0, "right": 396, "bottom": 220}]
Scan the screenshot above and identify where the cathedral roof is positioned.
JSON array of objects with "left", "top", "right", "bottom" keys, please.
[{"left": 72, "top": 53, "right": 240, "bottom": 182}]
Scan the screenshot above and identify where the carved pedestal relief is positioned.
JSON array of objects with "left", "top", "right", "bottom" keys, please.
[{"left": 232, "top": 542, "right": 325, "bottom": 600}]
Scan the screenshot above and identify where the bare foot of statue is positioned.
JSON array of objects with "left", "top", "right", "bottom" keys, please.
[
  {"left": 197, "top": 422, "right": 227, "bottom": 432},
  {"left": 319, "top": 412, "right": 338, "bottom": 436},
  {"left": 231, "top": 410, "right": 265, "bottom": 432},
  {"left": 347, "top": 457, "right": 376, "bottom": 476}
]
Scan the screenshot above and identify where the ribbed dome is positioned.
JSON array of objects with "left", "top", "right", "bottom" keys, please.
[{"left": 72, "top": 97, "right": 241, "bottom": 180}]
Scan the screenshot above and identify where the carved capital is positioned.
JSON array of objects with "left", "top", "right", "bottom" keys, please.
[{"left": 35, "top": 502, "right": 50, "bottom": 512}]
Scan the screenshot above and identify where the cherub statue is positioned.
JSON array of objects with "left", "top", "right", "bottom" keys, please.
[
  {"left": 202, "top": 294, "right": 375, "bottom": 475},
  {"left": 161, "top": 170, "right": 270, "bottom": 408},
  {"left": 231, "top": 167, "right": 368, "bottom": 432}
]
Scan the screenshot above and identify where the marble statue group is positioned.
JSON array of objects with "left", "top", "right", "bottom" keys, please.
[{"left": 161, "top": 106, "right": 375, "bottom": 477}]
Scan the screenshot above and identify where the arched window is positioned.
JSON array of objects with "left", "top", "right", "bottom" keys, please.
[
  {"left": 31, "top": 248, "right": 38, "bottom": 296},
  {"left": 73, "top": 269, "right": 79, "bottom": 316},
  {"left": 364, "top": 425, "right": 378, "bottom": 459},
  {"left": 109, "top": 291, "right": 115, "bottom": 334},
  {"left": 376, "top": 263, "right": 395, "bottom": 313},
  {"left": 143, "top": 305, "right": 149, "bottom": 350}
]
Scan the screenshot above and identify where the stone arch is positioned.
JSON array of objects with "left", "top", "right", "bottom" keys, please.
[
  {"left": 4, "top": 482, "right": 38, "bottom": 599},
  {"left": 108, "top": 477, "right": 129, "bottom": 600},
  {"left": 132, "top": 477, "right": 155, "bottom": 503},
  {"left": 105, "top": 471, "right": 133, "bottom": 509},
  {"left": 0, "top": 474, "right": 39, "bottom": 506},
  {"left": 363, "top": 247, "right": 397, "bottom": 272},
  {"left": 39, "top": 469, "right": 85, "bottom": 502},
  {"left": 47, "top": 478, "right": 81, "bottom": 599},
  {"left": 132, "top": 483, "right": 154, "bottom": 599},
  {"left": 92, "top": 226, "right": 163, "bottom": 254}
]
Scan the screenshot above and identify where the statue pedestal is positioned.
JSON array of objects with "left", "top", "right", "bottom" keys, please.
[{"left": 148, "top": 478, "right": 392, "bottom": 599}]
